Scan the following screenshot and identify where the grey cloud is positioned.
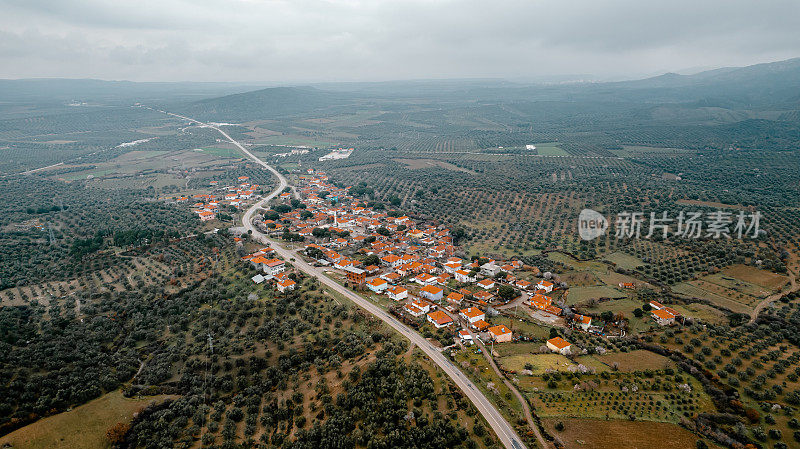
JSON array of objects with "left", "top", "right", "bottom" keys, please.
[{"left": 0, "top": 0, "right": 798, "bottom": 82}]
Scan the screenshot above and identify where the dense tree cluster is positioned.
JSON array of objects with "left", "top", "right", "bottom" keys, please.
[{"left": 0, "top": 176, "right": 199, "bottom": 289}]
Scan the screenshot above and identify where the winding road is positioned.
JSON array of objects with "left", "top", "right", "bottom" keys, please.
[{"left": 156, "top": 109, "right": 532, "bottom": 449}]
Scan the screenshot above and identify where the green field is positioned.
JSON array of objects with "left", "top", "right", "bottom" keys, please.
[
  {"left": 498, "top": 353, "right": 574, "bottom": 373},
  {"left": 279, "top": 162, "right": 302, "bottom": 170},
  {"left": 525, "top": 371, "right": 715, "bottom": 424},
  {"left": 672, "top": 281, "right": 755, "bottom": 314},
  {"left": 0, "top": 390, "right": 174, "bottom": 449},
  {"left": 609, "top": 145, "right": 694, "bottom": 158},
  {"left": 494, "top": 341, "right": 548, "bottom": 357},
  {"left": 593, "top": 297, "right": 642, "bottom": 313},
  {"left": 702, "top": 272, "right": 775, "bottom": 298},
  {"left": 196, "top": 146, "right": 243, "bottom": 158},
  {"left": 602, "top": 251, "right": 643, "bottom": 270},
  {"left": 533, "top": 142, "right": 570, "bottom": 156},
  {"left": 566, "top": 286, "right": 627, "bottom": 304},
  {"left": 671, "top": 302, "right": 727, "bottom": 324},
  {"left": 546, "top": 252, "right": 610, "bottom": 272}
]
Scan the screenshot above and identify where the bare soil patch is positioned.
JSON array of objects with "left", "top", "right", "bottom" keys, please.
[{"left": 544, "top": 418, "right": 704, "bottom": 449}]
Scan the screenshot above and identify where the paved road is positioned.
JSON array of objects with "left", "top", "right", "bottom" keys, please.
[
  {"left": 496, "top": 292, "right": 528, "bottom": 310},
  {"left": 263, "top": 239, "right": 528, "bottom": 449},
  {"left": 152, "top": 109, "right": 529, "bottom": 449},
  {"left": 472, "top": 332, "right": 549, "bottom": 448},
  {"left": 20, "top": 162, "right": 65, "bottom": 175}
]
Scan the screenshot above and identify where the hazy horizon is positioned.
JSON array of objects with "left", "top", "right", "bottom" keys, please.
[{"left": 2, "top": 0, "right": 799, "bottom": 83}]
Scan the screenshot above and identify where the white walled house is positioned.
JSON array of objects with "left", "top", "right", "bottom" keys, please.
[
  {"left": 546, "top": 337, "right": 572, "bottom": 355},
  {"left": 387, "top": 286, "right": 408, "bottom": 301},
  {"left": 420, "top": 285, "right": 444, "bottom": 301},
  {"left": 263, "top": 259, "right": 286, "bottom": 276},
  {"left": 536, "top": 280, "right": 554, "bottom": 293},
  {"left": 455, "top": 269, "right": 477, "bottom": 283}
]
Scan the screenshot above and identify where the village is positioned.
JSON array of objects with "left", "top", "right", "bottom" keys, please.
[
  {"left": 178, "top": 169, "right": 692, "bottom": 364},
  {"left": 172, "top": 176, "right": 262, "bottom": 222}
]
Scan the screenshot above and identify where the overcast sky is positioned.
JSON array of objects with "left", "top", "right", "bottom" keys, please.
[{"left": 1, "top": 0, "right": 799, "bottom": 83}]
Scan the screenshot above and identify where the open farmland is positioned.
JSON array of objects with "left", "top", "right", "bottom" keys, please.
[
  {"left": 532, "top": 142, "right": 570, "bottom": 156},
  {"left": 576, "top": 350, "right": 675, "bottom": 372},
  {"left": 722, "top": 264, "right": 789, "bottom": 290},
  {"left": 2, "top": 52, "right": 800, "bottom": 449},
  {"left": 524, "top": 368, "right": 714, "bottom": 423},
  {"left": 543, "top": 418, "right": 711, "bottom": 449},
  {"left": 498, "top": 353, "right": 574, "bottom": 373},
  {"left": 565, "top": 286, "right": 628, "bottom": 304},
  {"left": 602, "top": 251, "right": 644, "bottom": 270},
  {"left": 671, "top": 282, "right": 754, "bottom": 314}
]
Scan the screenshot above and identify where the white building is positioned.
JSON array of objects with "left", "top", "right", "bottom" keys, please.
[
  {"left": 536, "top": 280, "right": 554, "bottom": 293},
  {"left": 546, "top": 337, "right": 572, "bottom": 355},
  {"left": 420, "top": 285, "right": 443, "bottom": 301},
  {"left": 263, "top": 259, "right": 286, "bottom": 276},
  {"left": 368, "top": 278, "right": 388, "bottom": 293},
  {"left": 455, "top": 269, "right": 477, "bottom": 283},
  {"left": 387, "top": 286, "right": 408, "bottom": 301}
]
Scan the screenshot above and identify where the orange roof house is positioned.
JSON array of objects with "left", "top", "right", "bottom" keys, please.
[
  {"left": 477, "top": 278, "right": 496, "bottom": 290},
  {"left": 652, "top": 309, "right": 676, "bottom": 325},
  {"left": 387, "top": 286, "right": 408, "bottom": 301},
  {"left": 574, "top": 314, "right": 592, "bottom": 330},
  {"left": 546, "top": 337, "right": 572, "bottom": 354},
  {"left": 420, "top": 285, "right": 444, "bottom": 301},
  {"left": 426, "top": 310, "right": 453, "bottom": 328},
  {"left": 472, "top": 319, "right": 490, "bottom": 331},
  {"left": 367, "top": 278, "right": 388, "bottom": 292},
  {"left": 488, "top": 324, "right": 512, "bottom": 343},
  {"left": 198, "top": 210, "right": 215, "bottom": 221},
  {"left": 460, "top": 307, "right": 485, "bottom": 323},
  {"left": 446, "top": 292, "right": 464, "bottom": 305},
  {"left": 381, "top": 254, "right": 402, "bottom": 267},
  {"left": 473, "top": 290, "right": 494, "bottom": 302},
  {"left": 277, "top": 278, "right": 296, "bottom": 293}
]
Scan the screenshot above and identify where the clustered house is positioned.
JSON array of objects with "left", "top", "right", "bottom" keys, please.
[
  {"left": 240, "top": 247, "right": 298, "bottom": 294},
  {"left": 182, "top": 176, "right": 263, "bottom": 222},
  {"left": 260, "top": 169, "right": 581, "bottom": 349},
  {"left": 238, "top": 169, "right": 655, "bottom": 362}
]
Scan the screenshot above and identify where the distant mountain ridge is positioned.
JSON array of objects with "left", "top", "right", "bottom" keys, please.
[
  {"left": 3, "top": 56, "right": 799, "bottom": 120},
  {"left": 0, "top": 78, "right": 269, "bottom": 105},
  {"left": 172, "top": 86, "right": 359, "bottom": 122},
  {"left": 564, "top": 57, "right": 800, "bottom": 108}
]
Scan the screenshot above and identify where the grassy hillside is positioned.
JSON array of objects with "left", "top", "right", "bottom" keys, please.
[{"left": 0, "top": 390, "right": 173, "bottom": 449}]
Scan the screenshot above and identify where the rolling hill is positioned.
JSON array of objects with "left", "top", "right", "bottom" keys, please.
[{"left": 172, "top": 86, "right": 360, "bottom": 122}]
